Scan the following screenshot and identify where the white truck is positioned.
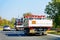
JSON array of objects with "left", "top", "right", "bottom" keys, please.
[
  {"left": 14, "top": 18, "right": 24, "bottom": 31},
  {"left": 15, "top": 14, "right": 53, "bottom": 35},
  {"left": 23, "top": 14, "right": 53, "bottom": 35}
]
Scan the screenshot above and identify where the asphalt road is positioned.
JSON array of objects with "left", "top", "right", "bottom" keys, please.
[{"left": 0, "top": 31, "right": 60, "bottom": 40}]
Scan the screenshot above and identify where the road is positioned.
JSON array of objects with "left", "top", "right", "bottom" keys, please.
[{"left": 0, "top": 31, "right": 60, "bottom": 40}]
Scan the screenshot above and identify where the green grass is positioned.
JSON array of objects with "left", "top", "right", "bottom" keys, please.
[
  {"left": 48, "top": 32, "right": 56, "bottom": 34},
  {"left": 0, "top": 28, "right": 3, "bottom": 30},
  {"left": 48, "top": 31, "right": 60, "bottom": 35}
]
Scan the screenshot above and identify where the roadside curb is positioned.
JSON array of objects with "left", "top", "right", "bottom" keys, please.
[{"left": 47, "top": 34, "right": 60, "bottom": 37}]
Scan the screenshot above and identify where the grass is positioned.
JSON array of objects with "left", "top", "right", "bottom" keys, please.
[
  {"left": 0, "top": 28, "right": 3, "bottom": 30},
  {"left": 47, "top": 30, "right": 60, "bottom": 35},
  {"left": 56, "top": 32, "right": 60, "bottom": 35}
]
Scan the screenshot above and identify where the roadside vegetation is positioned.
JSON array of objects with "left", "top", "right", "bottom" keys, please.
[
  {"left": 45, "top": 0, "right": 60, "bottom": 35},
  {"left": 45, "top": 0, "right": 60, "bottom": 34},
  {"left": 0, "top": 17, "right": 15, "bottom": 29},
  {"left": 45, "top": 0, "right": 60, "bottom": 28},
  {"left": 47, "top": 30, "right": 60, "bottom": 35}
]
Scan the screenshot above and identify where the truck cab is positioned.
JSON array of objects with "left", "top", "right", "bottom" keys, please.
[{"left": 14, "top": 18, "right": 24, "bottom": 31}]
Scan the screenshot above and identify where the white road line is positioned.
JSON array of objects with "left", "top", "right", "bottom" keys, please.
[{"left": 47, "top": 34, "right": 60, "bottom": 37}]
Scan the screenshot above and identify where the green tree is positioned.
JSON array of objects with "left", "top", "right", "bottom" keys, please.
[
  {"left": 0, "top": 16, "right": 2, "bottom": 26},
  {"left": 45, "top": 0, "right": 60, "bottom": 28},
  {"left": 10, "top": 17, "right": 15, "bottom": 28},
  {"left": 2, "top": 19, "right": 8, "bottom": 26}
]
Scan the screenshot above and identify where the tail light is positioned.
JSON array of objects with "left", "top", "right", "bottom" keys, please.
[
  {"left": 29, "top": 27, "right": 34, "bottom": 30},
  {"left": 48, "top": 27, "right": 51, "bottom": 30}
]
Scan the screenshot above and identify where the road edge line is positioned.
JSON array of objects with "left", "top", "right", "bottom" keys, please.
[{"left": 47, "top": 34, "right": 60, "bottom": 37}]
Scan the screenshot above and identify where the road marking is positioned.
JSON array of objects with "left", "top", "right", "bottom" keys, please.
[{"left": 47, "top": 34, "right": 60, "bottom": 37}]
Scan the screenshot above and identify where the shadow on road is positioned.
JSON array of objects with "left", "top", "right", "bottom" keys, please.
[
  {"left": 5, "top": 34, "right": 26, "bottom": 36},
  {"left": 1, "top": 31, "right": 46, "bottom": 37},
  {"left": 4, "top": 33, "right": 46, "bottom": 37}
]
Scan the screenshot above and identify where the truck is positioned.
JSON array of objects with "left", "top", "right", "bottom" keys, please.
[
  {"left": 14, "top": 18, "right": 24, "bottom": 31},
  {"left": 14, "top": 14, "right": 53, "bottom": 35}
]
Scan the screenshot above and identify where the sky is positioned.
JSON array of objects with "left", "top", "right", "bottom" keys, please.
[{"left": 0, "top": 0, "right": 51, "bottom": 20}]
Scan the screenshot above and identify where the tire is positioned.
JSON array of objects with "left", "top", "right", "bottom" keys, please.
[
  {"left": 24, "top": 28, "right": 29, "bottom": 36},
  {"left": 24, "top": 30, "right": 29, "bottom": 36},
  {"left": 42, "top": 32, "right": 44, "bottom": 35},
  {"left": 3, "top": 29, "right": 10, "bottom": 31},
  {"left": 39, "top": 32, "right": 42, "bottom": 36}
]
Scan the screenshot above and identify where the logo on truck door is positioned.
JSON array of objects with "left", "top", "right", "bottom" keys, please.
[{"left": 32, "top": 20, "right": 36, "bottom": 24}]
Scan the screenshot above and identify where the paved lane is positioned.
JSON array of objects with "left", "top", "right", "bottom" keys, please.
[{"left": 0, "top": 31, "right": 60, "bottom": 40}]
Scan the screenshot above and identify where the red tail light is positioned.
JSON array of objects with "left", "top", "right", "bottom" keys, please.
[
  {"left": 29, "top": 27, "right": 34, "bottom": 30},
  {"left": 48, "top": 27, "right": 51, "bottom": 30}
]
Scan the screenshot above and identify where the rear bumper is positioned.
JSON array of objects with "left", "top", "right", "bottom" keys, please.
[
  {"left": 29, "top": 29, "right": 36, "bottom": 33},
  {"left": 29, "top": 29, "right": 48, "bottom": 35},
  {"left": 3, "top": 29, "right": 11, "bottom": 31}
]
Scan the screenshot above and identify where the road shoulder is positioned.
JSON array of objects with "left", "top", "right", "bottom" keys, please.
[{"left": 47, "top": 34, "right": 60, "bottom": 37}]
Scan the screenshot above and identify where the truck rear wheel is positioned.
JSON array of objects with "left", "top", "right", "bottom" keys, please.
[
  {"left": 35, "top": 32, "right": 44, "bottom": 36},
  {"left": 24, "top": 28, "right": 29, "bottom": 36},
  {"left": 39, "top": 32, "right": 43, "bottom": 36}
]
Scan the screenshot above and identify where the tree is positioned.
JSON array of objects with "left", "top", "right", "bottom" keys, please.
[
  {"left": 0, "top": 16, "right": 2, "bottom": 26},
  {"left": 45, "top": 2, "right": 58, "bottom": 19},
  {"left": 45, "top": 0, "right": 60, "bottom": 28},
  {"left": 2, "top": 19, "right": 8, "bottom": 26},
  {"left": 11, "top": 17, "right": 15, "bottom": 23},
  {"left": 10, "top": 17, "right": 15, "bottom": 28}
]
